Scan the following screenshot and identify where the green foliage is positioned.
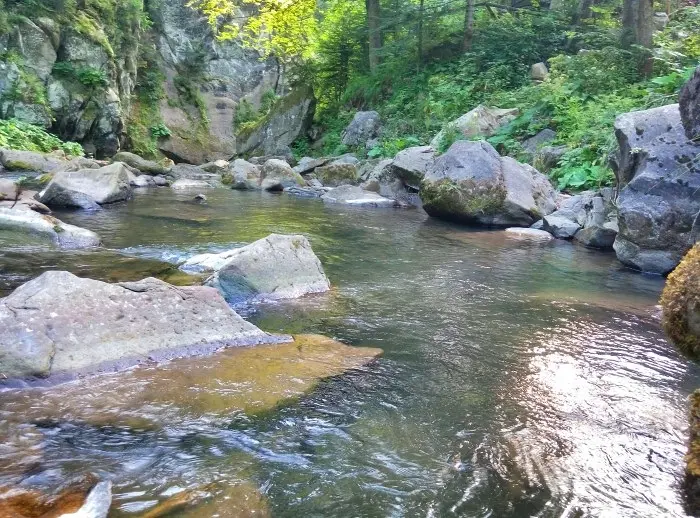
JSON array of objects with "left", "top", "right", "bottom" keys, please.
[
  {"left": 0, "top": 118, "right": 83, "bottom": 156},
  {"left": 436, "top": 123, "right": 461, "bottom": 154},
  {"left": 149, "top": 123, "right": 171, "bottom": 139},
  {"left": 53, "top": 62, "right": 109, "bottom": 89}
]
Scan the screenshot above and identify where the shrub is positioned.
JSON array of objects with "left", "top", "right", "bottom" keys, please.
[{"left": 0, "top": 118, "right": 83, "bottom": 156}]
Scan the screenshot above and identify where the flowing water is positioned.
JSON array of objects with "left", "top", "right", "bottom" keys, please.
[{"left": 0, "top": 188, "right": 697, "bottom": 517}]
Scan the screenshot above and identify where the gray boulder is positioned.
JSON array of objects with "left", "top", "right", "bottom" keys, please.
[
  {"left": 230, "top": 159, "right": 262, "bottom": 190},
  {"left": 38, "top": 162, "right": 132, "bottom": 209},
  {"left": 361, "top": 158, "right": 421, "bottom": 207},
  {"left": 531, "top": 62, "right": 549, "bottom": 82},
  {"left": 293, "top": 156, "right": 330, "bottom": 175},
  {"left": 680, "top": 65, "right": 700, "bottom": 141},
  {"left": 0, "top": 206, "right": 100, "bottom": 249},
  {"left": 522, "top": 129, "right": 556, "bottom": 158},
  {"left": 314, "top": 163, "right": 358, "bottom": 187},
  {"left": 260, "top": 159, "right": 305, "bottom": 191},
  {"left": 112, "top": 152, "right": 169, "bottom": 175},
  {"left": 390, "top": 146, "right": 434, "bottom": 189},
  {"left": 321, "top": 185, "right": 397, "bottom": 208},
  {"left": 574, "top": 225, "right": 618, "bottom": 249},
  {"left": 430, "top": 106, "right": 518, "bottom": 149},
  {"left": 0, "top": 149, "right": 67, "bottom": 174},
  {"left": 543, "top": 215, "right": 581, "bottom": 239},
  {"left": 191, "top": 234, "right": 331, "bottom": 303},
  {"left": 341, "top": 111, "right": 381, "bottom": 147},
  {"left": 0, "top": 271, "right": 282, "bottom": 379},
  {"left": 613, "top": 104, "right": 700, "bottom": 273},
  {"left": 420, "top": 140, "right": 557, "bottom": 227}
]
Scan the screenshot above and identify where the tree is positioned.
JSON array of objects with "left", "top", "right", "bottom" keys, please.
[
  {"left": 462, "top": 0, "right": 475, "bottom": 51},
  {"left": 621, "top": 0, "right": 654, "bottom": 74},
  {"left": 366, "top": 0, "right": 382, "bottom": 72}
]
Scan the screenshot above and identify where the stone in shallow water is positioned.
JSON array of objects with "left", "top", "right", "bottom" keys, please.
[
  {"left": 504, "top": 227, "right": 553, "bottom": 241},
  {"left": 321, "top": 185, "right": 396, "bottom": 208}
]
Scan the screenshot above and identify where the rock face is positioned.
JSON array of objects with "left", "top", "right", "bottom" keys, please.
[
  {"left": 661, "top": 243, "right": 700, "bottom": 358},
  {"left": 192, "top": 234, "right": 331, "bottom": 303},
  {"left": 420, "top": 140, "right": 556, "bottom": 227},
  {"left": 612, "top": 104, "right": 700, "bottom": 273},
  {"left": 0, "top": 271, "right": 281, "bottom": 379},
  {"left": 260, "top": 159, "right": 305, "bottom": 191},
  {"left": 38, "top": 162, "right": 132, "bottom": 209},
  {"left": 430, "top": 105, "right": 518, "bottom": 149},
  {"left": 341, "top": 111, "right": 381, "bottom": 147},
  {"left": 321, "top": 185, "right": 397, "bottom": 207},
  {"left": 680, "top": 65, "right": 700, "bottom": 141}
]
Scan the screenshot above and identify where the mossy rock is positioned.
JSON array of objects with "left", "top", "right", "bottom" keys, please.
[
  {"left": 315, "top": 163, "right": 358, "bottom": 187},
  {"left": 661, "top": 243, "right": 700, "bottom": 358},
  {"left": 420, "top": 178, "right": 507, "bottom": 223},
  {"left": 687, "top": 389, "right": 700, "bottom": 515}
]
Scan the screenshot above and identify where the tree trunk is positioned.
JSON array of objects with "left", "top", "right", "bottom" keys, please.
[
  {"left": 622, "top": 0, "right": 654, "bottom": 74},
  {"left": 418, "top": 0, "right": 424, "bottom": 70},
  {"left": 366, "top": 0, "right": 382, "bottom": 72},
  {"left": 463, "top": 0, "right": 475, "bottom": 52},
  {"left": 575, "top": 0, "right": 594, "bottom": 22}
]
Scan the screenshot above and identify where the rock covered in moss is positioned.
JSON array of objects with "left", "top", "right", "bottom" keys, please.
[
  {"left": 314, "top": 162, "right": 358, "bottom": 187},
  {"left": 0, "top": 149, "right": 68, "bottom": 174},
  {"left": 686, "top": 389, "right": 700, "bottom": 515},
  {"left": 661, "top": 243, "right": 700, "bottom": 358},
  {"left": 112, "top": 151, "right": 169, "bottom": 175},
  {"left": 420, "top": 140, "right": 556, "bottom": 227}
]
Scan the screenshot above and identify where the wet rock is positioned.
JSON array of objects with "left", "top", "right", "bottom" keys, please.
[
  {"left": 314, "top": 163, "right": 358, "bottom": 187},
  {"left": 152, "top": 175, "right": 168, "bottom": 186},
  {"left": 130, "top": 174, "right": 155, "bottom": 188},
  {"left": 284, "top": 185, "right": 325, "bottom": 198},
  {"left": 574, "top": 225, "right": 617, "bottom": 249},
  {"left": 321, "top": 185, "right": 397, "bottom": 208},
  {"left": 112, "top": 152, "right": 169, "bottom": 175},
  {"left": 141, "top": 483, "right": 270, "bottom": 518},
  {"left": 341, "top": 111, "right": 381, "bottom": 147},
  {"left": 194, "top": 193, "right": 207, "bottom": 201},
  {"left": 230, "top": 159, "right": 262, "bottom": 190},
  {"left": 390, "top": 145, "right": 434, "bottom": 189},
  {"left": 0, "top": 271, "right": 281, "bottom": 379},
  {"left": 680, "top": 65, "right": 700, "bottom": 141},
  {"left": 661, "top": 243, "right": 700, "bottom": 358},
  {"left": 190, "top": 234, "right": 331, "bottom": 303},
  {"left": 504, "top": 227, "right": 553, "bottom": 241},
  {"left": 171, "top": 179, "right": 213, "bottom": 190},
  {"left": 420, "top": 140, "right": 556, "bottom": 227},
  {"left": 38, "top": 162, "right": 132, "bottom": 209},
  {"left": 430, "top": 105, "right": 518, "bottom": 149},
  {"left": 0, "top": 206, "right": 100, "bottom": 249},
  {"left": 0, "top": 149, "right": 67, "bottom": 174},
  {"left": 542, "top": 215, "right": 581, "bottom": 239},
  {"left": 0, "top": 477, "right": 111, "bottom": 518},
  {"left": 260, "top": 159, "right": 305, "bottom": 191}
]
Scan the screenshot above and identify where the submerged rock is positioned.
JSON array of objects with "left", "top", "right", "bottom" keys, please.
[
  {"left": 661, "top": 243, "right": 700, "bottom": 358},
  {"left": 0, "top": 271, "right": 282, "bottom": 380},
  {"left": 38, "top": 163, "right": 132, "bottom": 209},
  {"left": 189, "top": 234, "right": 331, "bottom": 303},
  {"left": 321, "top": 185, "right": 397, "bottom": 207},
  {"left": 420, "top": 140, "right": 556, "bottom": 227}
]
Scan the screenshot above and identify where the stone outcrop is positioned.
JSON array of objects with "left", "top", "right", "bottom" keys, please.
[
  {"left": 680, "top": 65, "right": 700, "bottom": 141},
  {"left": 38, "top": 162, "right": 132, "bottom": 209},
  {"left": 420, "top": 140, "right": 556, "bottom": 227},
  {"left": 341, "top": 111, "right": 381, "bottom": 147},
  {"left": 430, "top": 105, "right": 518, "bottom": 149},
  {"left": 0, "top": 271, "right": 282, "bottom": 379},
  {"left": 612, "top": 104, "right": 700, "bottom": 273},
  {"left": 182, "top": 234, "right": 330, "bottom": 303}
]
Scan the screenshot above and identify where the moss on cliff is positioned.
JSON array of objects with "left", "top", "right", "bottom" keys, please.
[{"left": 661, "top": 243, "right": 700, "bottom": 358}]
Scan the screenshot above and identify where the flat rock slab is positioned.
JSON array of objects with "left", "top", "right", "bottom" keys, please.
[
  {"left": 321, "top": 185, "right": 397, "bottom": 207},
  {"left": 0, "top": 206, "right": 100, "bottom": 249},
  {"left": 0, "top": 271, "right": 281, "bottom": 380}
]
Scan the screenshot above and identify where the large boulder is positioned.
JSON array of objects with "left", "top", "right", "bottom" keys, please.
[
  {"left": 321, "top": 185, "right": 397, "bottom": 208},
  {"left": 360, "top": 158, "right": 421, "bottom": 207},
  {"left": 420, "top": 140, "right": 556, "bottom": 227},
  {"left": 0, "top": 149, "right": 68, "bottom": 174},
  {"left": 0, "top": 271, "right": 282, "bottom": 380},
  {"left": 112, "top": 152, "right": 169, "bottom": 175},
  {"left": 314, "top": 162, "right": 358, "bottom": 187},
  {"left": 430, "top": 106, "right": 518, "bottom": 149},
  {"left": 612, "top": 104, "right": 700, "bottom": 273},
  {"left": 680, "top": 65, "right": 700, "bottom": 141},
  {"left": 660, "top": 243, "right": 700, "bottom": 358},
  {"left": 390, "top": 145, "right": 434, "bottom": 189},
  {"left": 230, "top": 158, "right": 262, "bottom": 190},
  {"left": 260, "top": 159, "right": 305, "bottom": 191},
  {"left": 341, "top": 111, "right": 381, "bottom": 147},
  {"left": 38, "top": 162, "right": 132, "bottom": 209},
  {"left": 184, "top": 234, "right": 330, "bottom": 303}
]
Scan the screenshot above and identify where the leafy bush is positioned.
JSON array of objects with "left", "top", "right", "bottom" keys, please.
[
  {"left": 149, "top": 123, "right": 171, "bottom": 139},
  {"left": 0, "top": 118, "right": 83, "bottom": 156},
  {"left": 76, "top": 67, "right": 109, "bottom": 89}
]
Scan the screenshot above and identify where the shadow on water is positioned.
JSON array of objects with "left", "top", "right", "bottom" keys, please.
[{"left": 0, "top": 188, "right": 698, "bottom": 516}]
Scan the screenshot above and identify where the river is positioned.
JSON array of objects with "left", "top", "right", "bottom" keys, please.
[{"left": 0, "top": 188, "right": 697, "bottom": 517}]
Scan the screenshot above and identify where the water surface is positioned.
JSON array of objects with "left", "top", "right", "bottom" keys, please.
[{"left": 0, "top": 188, "right": 696, "bottom": 517}]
